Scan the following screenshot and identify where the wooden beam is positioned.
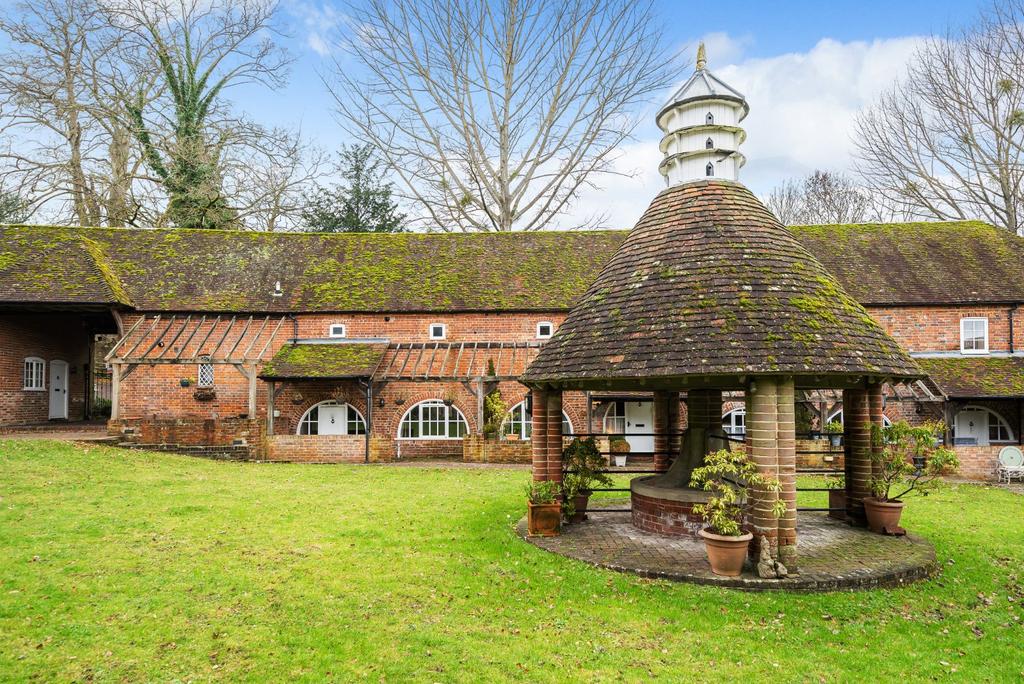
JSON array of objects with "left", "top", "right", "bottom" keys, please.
[
  {"left": 207, "top": 315, "right": 237, "bottom": 359},
  {"left": 190, "top": 315, "right": 221, "bottom": 359},
  {"left": 267, "top": 380, "right": 275, "bottom": 436},
  {"left": 105, "top": 316, "right": 144, "bottom": 362},
  {"left": 110, "top": 363, "right": 121, "bottom": 420},
  {"left": 174, "top": 315, "right": 206, "bottom": 359},
  {"left": 119, "top": 315, "right": 162, "bottom": 361}
]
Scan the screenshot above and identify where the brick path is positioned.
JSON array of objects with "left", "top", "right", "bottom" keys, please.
[{"left": 518, "top": 504, "right": 937, "bottom": 592}]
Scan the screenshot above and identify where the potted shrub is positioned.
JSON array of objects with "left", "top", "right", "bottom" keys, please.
[
  {"left": 526, "top": 480, "right": 561, "bottom": 536},
  {"left": 865, "top": 420, "right": 959, "bottom": 534},
  {"left": 826, "top": 475, "right": 846, "bottom": 520},
  {"left": 609, "top": 436, "right": 630, "bottom": 467},
  {"left": 825, "top": 420, "right": 843, "bottom": 447},
  {"left": 561, "top": 438, "right": 613, "bottom": 523},
  {"left": 689, "top": 449, "right": 786, "bottom": 577},
  {"left": 482, "top": 389, "right": 507, "bottom": 439}
]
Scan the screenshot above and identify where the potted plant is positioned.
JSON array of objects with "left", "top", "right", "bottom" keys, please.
[
  {"left": 825, "top": 420, "right": 843, "bottom": 447},
  {"left": 526, "top": 480, "right": 561, "bottom": 537},
  {"left": 561, "top": 438, "right": 613, "bottom": 523},
  {"left": 826, "top": 475, "right": 846, "bottom": 520},
  {"left": 179, "top": 377, "right": 194, "bottom": 388},
  {"left": 689, "top": 449, "right": 786, "bottom": 577},
  {"left": 609, "top": 436, "right": 630, "bottom": 467},
  {"left": 865, "top": 420, "right": 959, "bottom": 534},
  {"left": 482, "top": 389, "right": 507, "bottom": 440}
]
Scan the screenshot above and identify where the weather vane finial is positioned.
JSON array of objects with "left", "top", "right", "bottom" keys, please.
[{"left": 696, "top": 42, "right": 707, "bottom": 70}]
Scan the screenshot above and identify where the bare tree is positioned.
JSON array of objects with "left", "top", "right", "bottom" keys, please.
[
  {"left": 853, "top": 0, "right": 1024, "bottom": 235},
  {"left": 327, "top": 0, "right": 673, "bottom": 232},
  {"left": 765, "top": 170, "right": 875, "bottom": 225}
]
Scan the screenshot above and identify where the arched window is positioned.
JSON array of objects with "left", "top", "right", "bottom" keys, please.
[
  {"left": 398, "top": 400, "right": 469, "bottom": 439},
  {"left": 954, "top": 405, "right": 1014, "bottom": 445},
  {"left": 705, "top": 137, "right": 714, "bottom": 149},
  {"left": 298, "top": 401, "right": 366, "bottom": 435},
  {"left": 503, "top": 400, "right": 572, "bottom": 439},
  {"left": 827, "top": 409, "right": 892, "bottom": 428},
  {"left": 705, "top": 112, "right": 714, "bottom": 125},
  {"left": 722, "top": 408, "right": 745, "bottom": 436},
  {"left": 705, "top": 162, "right": 714, "bottom": 177}
]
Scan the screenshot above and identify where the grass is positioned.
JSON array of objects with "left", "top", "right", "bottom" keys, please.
[{"left": 0, "top": 440, "right": 1021, "bottom": 682}]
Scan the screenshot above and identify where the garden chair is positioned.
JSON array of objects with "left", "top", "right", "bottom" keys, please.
[{"left": 996, "top": 446, "right": 1024, "bottom": 484}]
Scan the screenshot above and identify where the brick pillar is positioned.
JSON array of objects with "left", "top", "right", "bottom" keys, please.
[
  {"left": 868, "top": 383, "right": 885, "bottom": 482},
  {"left": 530, "top": 390, "right": 548, "bottom": 482},
  {"left": 843, "top": 388, "right": 871, "bottom": 527},
  {"left": 667, "top": 391, "right": 681, "bottom": 468},
  {"left": 747, "top": 378, "right": 780, "bottom": 557},
  {"left": 653, "top": 390, "right": 671, "bottom": 472},
  {"left": 776, "top": 378, "right": 798, "bottom": 570},
  {"left": 545, "top": 390, "right": 564, "bottom": 484}
]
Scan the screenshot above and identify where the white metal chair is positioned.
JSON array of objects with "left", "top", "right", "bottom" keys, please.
[{"left": 996, "top": 446, "right": 1024, "bottom": 484}]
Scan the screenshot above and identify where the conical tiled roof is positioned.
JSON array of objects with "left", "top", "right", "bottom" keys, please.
[{"left": 522, "top": 180, "right": 921, "bottom": 388}]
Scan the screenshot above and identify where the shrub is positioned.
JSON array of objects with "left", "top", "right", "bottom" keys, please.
[
  {"left": 869, "top": 420, "right": 959, "bottom": 502},
  {"left": 561, "top": 437, "right": 613, "bottom": 517},
  {"left": 689, "top": 449, "right": 786, "bottom": 537},
  {"left": 526, "top": 480, "right": 560, "bottom": 505}
]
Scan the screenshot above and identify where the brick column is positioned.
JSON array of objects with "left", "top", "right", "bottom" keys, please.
[
  {"left": 868, "top": 383, "right": 885, "bottom": 482},
  {"left": 776, "top": 378, "right": 797, "bottom": 570},
  {"left": 667, "top": 391, "right": 681, "bottom": 468},
  {"left": 545, "top": 390, "right": 564, "bottom": 484},
  {"left": 653, "top": 390, "right": 671, "bottom": 472},
  {"left": 843, "top": 388, "right": 871, "bottom": 527},
  {"left": 747, "top": 378, "right": 780, "bottom": 557},
  {"left": 530, "top": 390, "right": 548, "bottom": 482}
]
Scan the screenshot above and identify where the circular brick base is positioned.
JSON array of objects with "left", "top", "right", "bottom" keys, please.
[{"left": 630, "top": 476, "right": 711, "bottom": 537}]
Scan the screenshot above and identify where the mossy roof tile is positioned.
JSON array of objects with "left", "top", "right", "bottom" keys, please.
[
  {"left": 915, "top": 356, "right": 1024, "bottom": 398},
  {"left": 259, "top": 342, "right": 387, "bottom": 379}
]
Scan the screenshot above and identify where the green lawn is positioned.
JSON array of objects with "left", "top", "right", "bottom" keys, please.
[{"left": 1, "top": 441, "right": 1021, "bottom": 682}]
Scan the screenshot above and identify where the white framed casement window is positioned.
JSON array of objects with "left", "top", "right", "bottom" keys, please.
[
  {"left": 502, "top": 400, "right": 572, "bottom": 439},
  {"left": 960, "top": 317, "right": 988, "bottom": 354},
  {"left": 23, "top": 357, "right": 45, "bottom": 390},
  {"left": 536, "top": 321, "right": 554, "bottom": 339},
  {"left": 428, "top": 323, "right": 447, "bottom": 340},
  {"left": 197, "top": 363, "right": 215, "bottom": 388},
  {"left": 328, "top": 323, "right": 347, "bottom": 338},
  {"left": 398, "top": 400, "right": 468, "bottom": 439}
]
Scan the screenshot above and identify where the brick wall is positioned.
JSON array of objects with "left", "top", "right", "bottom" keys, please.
[
  {"left": 110, "top": 416, "right": 263, "bottom": 447},
  {"left": 866, "top": 304, "right": 1022, "bottom": 354},
  {"left": 265, "top": 435, "right": 394, "bottom": 463},
  {"left": 953, "top": 445, "right": 1005, "bottom": 481},
  {"left": 463, "top": 435, "right": 532, "bottom": 463},
  {"left": 0, "top": 313, "right": 91, "bottom": 425}
]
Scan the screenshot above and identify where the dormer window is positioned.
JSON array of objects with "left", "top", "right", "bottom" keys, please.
[
  {"left": 706, "top": 112, "right": 714, "bottom": 125},
  {"left": 960, "top": 317, "right": 988, "bottom": 354},
  {"left": 705, "top": 137, "right": 714, "bottom": 149},
  {"left": 536, "top": 321, "right": 554, "bottom": 339},
  {"left": 429, "top": 323, "right": 447, "bottom": 340},
  {"left": 705, "top": 162, "right": 714, "bottom": 177},
  {"left": 328, "top": 324, "right": 347, "bottom": 338}
]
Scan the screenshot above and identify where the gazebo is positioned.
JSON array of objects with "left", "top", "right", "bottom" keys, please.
[{"left": 520, "top": 178, "right": 922, "bottom": 571}]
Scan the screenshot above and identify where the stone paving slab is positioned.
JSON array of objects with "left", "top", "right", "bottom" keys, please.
[{"left": 518, "top": 506, "right": 937, "bottom": 592}]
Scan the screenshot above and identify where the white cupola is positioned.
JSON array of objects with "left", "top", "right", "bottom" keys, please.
[{"left": 656, "top": 43, "right": 749, "bottom": 185}]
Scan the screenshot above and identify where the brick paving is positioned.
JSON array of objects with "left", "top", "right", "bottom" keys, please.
[{"left": 518, "top": 503, "right": 937, "bottom": 592}]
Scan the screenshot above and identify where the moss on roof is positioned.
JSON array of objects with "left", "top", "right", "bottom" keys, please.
[
  {"left": 259, "top": 343, "right": 387, "bottom": 379},
  {"left": 789, "top": 221, "right": 1024, "bottom": 305},
  {"left": 915, "top": 356, "right": 1024, "bottom": 398}
]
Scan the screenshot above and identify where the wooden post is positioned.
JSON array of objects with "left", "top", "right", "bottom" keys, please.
[
  {"left": 748, "top": 378, "right": 780, "bottom": 558},
  {"left": 110, "top": 363, "right": 121, "bottom": 420},
  {"left": 476, "top": 378, "right": 485, "bottom": 435},
  {"left": 843, "top": 388, "right": 872, "bottom": 527},
  {"left": 267, "top": 381, "right": 275, "bottom": 436},
  {"left": 247, "top": 363, "right": 257, "bottom": 418},
  {"left": 530, "top": 390, "right": 548, "bottom": 482},
  {"left": 776, "top": 378, "right": 797, "bottom": 570}
]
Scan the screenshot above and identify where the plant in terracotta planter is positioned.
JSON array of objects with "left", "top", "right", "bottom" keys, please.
[
  {"left": 689, "top": 449, "right": 786, "bottom": 577},
  {"left": 609, "top": 436, "right": 630, "bottom": 467},
  {"left": 826, "top": 475, "right": 846, "bottom": 520},
  {"left": 561, "top": 438, "right": 613, "bottom": 523},
  {"left": 865, "top": 420, "right": 959, "bottom": 534},
  {"left": 525, "top": 480, "right": 561, "bottom": 537},
  {"left": 825, "top": 420, "right": 843, "bottom": 447}
]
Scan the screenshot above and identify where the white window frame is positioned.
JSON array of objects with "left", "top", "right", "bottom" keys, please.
[
  {"left": 297, "top": 400, "right": 366, "bottom": 436},
  {"left": 960, "top": 317, "right": 989, "bottom": 354},
  {"left": 502, "top": 400, "right": 572, "bottom": 439},
  {"left": 722, "top": 408, "right": 746, "bottom": 436},
  {"left": 328, "top": 324, "right": 347, "bottom": 338},
  {"left": 428, "top": 323, "right": 447, "bottom": 340},
  {"left": 23, "top": 357, "right": 45, "bottom": 391},
  {"left": 536, "top": 321, "right": 554, "bottom": 339},
  {"left": 397, "top": 400, "right": 468, "bottom": 440},
  {"left": 827, "top": 409, "right": 892, "bottom": 428},
  {"left": 197, "top": 363, "right": 215, "bottom": 388},
  {"left": 954, "top": 405, "right": 1014, "bottom": 444}
]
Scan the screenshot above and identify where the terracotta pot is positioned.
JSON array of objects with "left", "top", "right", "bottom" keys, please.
[
  {"left": 699, "top": 529, "right": 753, "bottom": 577},
  {"left": 828, "top": 489, "right": 846, "bottom": 521},
  {"left": 527, "top": 501, "right": 561, "bottom": 537},
  {"left": 864, "top": 497, "right": 905, "bottom": 533},
  {"left": 567, "top": 494, "right": 589, "bottom": 523}
]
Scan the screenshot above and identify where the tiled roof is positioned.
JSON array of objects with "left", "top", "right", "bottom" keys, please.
[
  {"left": 259, "top": 342, "right": 388, "bottom": 379},
  {"left": 915, "top": 356, "right": 1024, "bottom": 398},
  {"left": 522, "top": 180, "right": 921, "bottom": 388},
  {"left": 789, "top": 221, "right": 1024, "bottom": 305}
]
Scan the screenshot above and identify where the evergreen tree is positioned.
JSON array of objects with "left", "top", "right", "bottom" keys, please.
[
  {"left": 0, "top": 190, "right": 29, "bottom": 224},
  {"left": 301, "top": 145, "right": 406, "bottom": 232}
]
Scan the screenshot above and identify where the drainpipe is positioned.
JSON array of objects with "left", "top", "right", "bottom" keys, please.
[
  {"left": 1009, "top": 304, "right": 1018, "bottom": 354},
  {"left": 287, "top": 314, "right": 299, "bottom": 344},
  {"left": 363, "top": 379, "right": 373, "bottom": 464}
]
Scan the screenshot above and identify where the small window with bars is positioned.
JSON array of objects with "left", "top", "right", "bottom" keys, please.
[{"left": 197, "top": 363, "right": 215, "bottom": 388}]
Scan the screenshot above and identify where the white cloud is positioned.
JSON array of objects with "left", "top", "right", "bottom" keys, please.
[
  {"left": 283, "top": 0, "right": 345, "bottom": 57},
  {"left": 558, "top": 35, "right": 925, "bottom": 230}
]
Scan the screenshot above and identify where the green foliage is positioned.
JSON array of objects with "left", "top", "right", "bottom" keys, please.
[
  {"left": 0, "top": 190, "right": 30, "bottom": 224},
  {"left": 690, "top": 449, "right": 786, "bottom": 537},
  {"left": 825, "top": 474, "right": 845, "bottom": 490},
  {"left": 482, "top": 389, "right": 507, "bottom": 437},
  {"left": 869, "top": 420, "right": 960, "bottom": 501},
  {"left": 825, "top": 420, "right": 843, "bottom": 434},
  {"left": 561, "top": 438, "right": 613, "bottom": 517},
  {"left": 609, "top": 436, "right": 630, "bottom": 454},
  {"left": 525, "top": 479, "right": 559, "bottom": 505},
  {"left": 91, "top": 398, "right": 112, "bottom": 418},
  {"left": 301, "top": 145, "right": 406, "bottom": 233}
]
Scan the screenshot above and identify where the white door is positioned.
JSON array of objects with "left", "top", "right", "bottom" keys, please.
[
  {"left": 955, "top": 409, "right": 988, "bottom": 446},
  {"left": 48, "top": 360, "right": 68, "bottom": 420},
  {"left": 625, "top": 401, "right": 654, "bottom": 454},
  {"left": 319, "top": 404, "right": 347, "bottom": 435}
]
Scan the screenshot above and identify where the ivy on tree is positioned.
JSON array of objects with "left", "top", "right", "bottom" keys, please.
[{"left": 301, "top": 145, "right": 406, "bottom": 233}]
